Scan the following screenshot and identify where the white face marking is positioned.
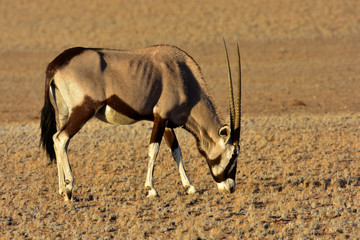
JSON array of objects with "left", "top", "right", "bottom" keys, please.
[{"left": 211, "top": 145, "right": 234, "bottom": 177}]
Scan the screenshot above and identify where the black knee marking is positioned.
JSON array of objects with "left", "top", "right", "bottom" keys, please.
[
  {"left": 164, "top": 128, "right": 179, "bottom": 151},
  {"left": 150, "top": 114, "right": 167, "bottom": 144}
]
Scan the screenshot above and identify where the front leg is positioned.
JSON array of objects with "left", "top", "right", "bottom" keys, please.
[
  {"left": 145, "top": 142, "right": 160, "bottom": 197},
  {"left": 144, "top": 114, "right": 166, "bottom": 197},
  {"left": 164, "top": 128, "right": 196, "bottom": 194},
  {"left": 171, "top": 146, "right": 197, "bottom": 194}
]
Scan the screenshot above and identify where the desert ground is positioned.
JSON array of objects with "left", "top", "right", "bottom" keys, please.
[{"left": 1, "top": 0, "right": 359, "bottom": 239}]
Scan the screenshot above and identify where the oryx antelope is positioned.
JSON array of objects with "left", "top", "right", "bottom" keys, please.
[{"left": 40, "top": 42, "right": 242, "bottom": 201}]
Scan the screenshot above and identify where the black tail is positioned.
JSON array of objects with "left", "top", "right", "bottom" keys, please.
[{"left": 40, "top": 81, "right": 57, "bottom": 162}]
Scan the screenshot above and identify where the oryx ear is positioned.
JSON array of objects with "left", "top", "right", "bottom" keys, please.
[{"left": 218, "top": 125, "right": 231, "bottom": 143}]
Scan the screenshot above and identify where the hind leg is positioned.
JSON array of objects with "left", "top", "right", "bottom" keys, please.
[
  {"left": 56, "top": 107, "right": 69, "bottom": 198},
  {"left": 51, "top": 86, "right": 70, "bottom": 198},
  {"left": 53, "top": 100, "right": 96, "bottom": 201},
  {"left": 164, "top": 128, "right": 196, "bottom": 194},
  {"left": 53, "top": 130, "right": 72, "bottom": 200},
  {"left": 55, "top": 112, "right": 69, "bottom": 198}
]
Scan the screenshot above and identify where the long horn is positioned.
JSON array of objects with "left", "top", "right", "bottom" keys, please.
[
  {"left": 233, "top": 43, "right": 242, "bottom": 146},
  {"left": 223, "top": 39, "right": 235, "bottom": 134}
]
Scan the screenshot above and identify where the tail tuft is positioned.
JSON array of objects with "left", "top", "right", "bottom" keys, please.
[{"left": 40, "top": 97, "right": 57, "bottom": 162}]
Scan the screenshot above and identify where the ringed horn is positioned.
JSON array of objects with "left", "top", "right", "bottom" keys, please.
[{"left": 223, "top": 39, "right": 242, "bottom": 147}]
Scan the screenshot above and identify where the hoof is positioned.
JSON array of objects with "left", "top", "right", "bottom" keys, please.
[
  {"left": 59, "top": 186, "right": 73, "bottom": 201},
  {"left": 58, "top": 189, "right": 72, "bottom": 201},
  {"left": 64, "top": 180, "right": 73, "bottom": 201},
  {"left": 64, "top": 188, "right": 72, "bottom": 201},
  {"left": 185, "top": 185, "right": 197, "bottom": 195},
  {"left": 146, "top": 186, "right": 158, "bottom": 198}
]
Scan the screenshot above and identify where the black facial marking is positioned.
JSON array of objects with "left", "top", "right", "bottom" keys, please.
[{"left": 208, "top": 148, "right": 239, "bottom": 183}]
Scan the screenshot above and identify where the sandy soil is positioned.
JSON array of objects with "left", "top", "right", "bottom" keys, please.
[{"left": 1, "top": 0, "right": 359, "bottom": 239}]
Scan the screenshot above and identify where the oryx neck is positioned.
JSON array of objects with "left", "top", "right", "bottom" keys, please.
[{"left": 184, "top": 95, "right": 222, "bottom": 159}]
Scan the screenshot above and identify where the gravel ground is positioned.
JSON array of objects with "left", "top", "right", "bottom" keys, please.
[{"left": 1, "top": 114, "right": 359, "bottom": 239}]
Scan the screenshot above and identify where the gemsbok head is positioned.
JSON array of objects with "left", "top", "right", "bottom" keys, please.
[{"left": 40, "top": 41, "right": 242, "bottom": 201}]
